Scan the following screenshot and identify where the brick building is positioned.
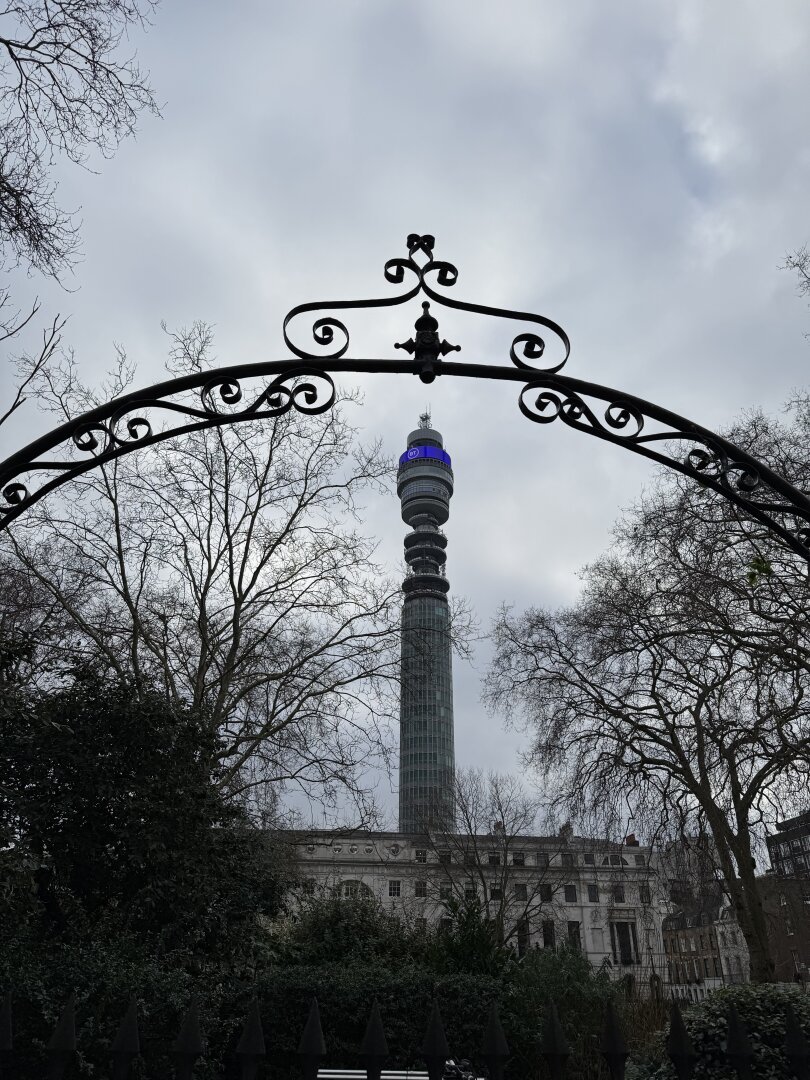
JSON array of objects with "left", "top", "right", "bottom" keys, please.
[
  {"left": 767, "top": 812, "right": 810, "bottom": 878},
  {"left": 662, "top": 901, "right": 749, "bottom": 1003},
  {"left": 758, "top": 874, "right": 810, "bottom": 984}
]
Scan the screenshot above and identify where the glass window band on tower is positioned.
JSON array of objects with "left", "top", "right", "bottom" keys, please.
[{"left": 398, "top": 413, "right": 456, "bottom": 833}]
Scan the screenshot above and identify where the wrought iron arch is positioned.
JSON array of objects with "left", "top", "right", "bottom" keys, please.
[{"left": 2, "top": 233, "right": 810, "bottom": 559}]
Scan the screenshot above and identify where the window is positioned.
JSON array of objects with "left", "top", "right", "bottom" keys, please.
[
  {"left": 514, "top": 883, "right": 528, "bottom": 901},
  {"left": 415, "top": 880, "right": 427, "bottom": 898},
  {"left": 610, "top": 921, "right": 638, "bottom": 965},
  {"left": 488, "top": 852, "right": 501, "bottom": 867},
  {"left": 489, "top": 887, "right": 503, "bottom": 901},
  {"left": 440, "top": 917, "right": 452, "bottom": 932},
  {"left": 713, "top": 957, "right": 721, "bottom": 978},
  {"left": 542, "top": 920, "right": 556, "bottom": 949},
  {"left": 564, "top": 884, "right": 577, "bottom": 903},
  {"left": 639, "top": 885, "right": 652, "bottom": 905},
  {"left": 389, "top": 880, "right": 401, "bottom": 898},
  {"left": 634, "top": 854, "right": 646, "bottom": 867},
  {"left": 512, "top": 851, "right": 525, "bottom": 867},
  {"left": 439, "top": 884, "right": 451, "bottom": 900},
  {"left": 588, "top": 884, "right": 599, "bottom": 903},
  {"left": 415, "top": 849, "right": 427, "bottom": 864},
  {"left": 539, "top": 884, "right": 553, "bottom": 902},
  {"left": 537, "top": 852, "right": 550, "bottom": 869},
  {"left": 612, "top": 884, "right": 626, "bottom": 904},
  {"left": 584, "top": 852, "right": 595, "bottom": 865},
  {"left": 561, "top": 852, "right": 574, "bottom": 868},
  {"left": 703, "top": 958, "right": 710, "bottom": 977},
  {"left": 438, "top": 849, "right": 452, "bottom": 865},
  {"left": 464, "top": 851, "right": 477, "bottom": 867},
  {"left": 780, "top": 893, "right": 788, "bottom": 907},
  {"left": 567, "top": 921, "right": 581, "bottom": 949}
]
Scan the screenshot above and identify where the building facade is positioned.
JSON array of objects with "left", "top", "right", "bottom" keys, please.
[
  {"left": 294, "top": 827, "right": 668, "bottom": 994},
  {"left": 767, "top": 811, "right": 810, "bottom": 877},
  {"left": 662, "top": 902, "right": 750, "bottom": 1003},
  {"left": 758, "top": 874, "right": 810, "bottom": 985}
]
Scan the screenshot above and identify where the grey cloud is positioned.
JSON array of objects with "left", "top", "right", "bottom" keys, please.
[{"left": 2, "top": 0, "right": 809, "bottom": 823}]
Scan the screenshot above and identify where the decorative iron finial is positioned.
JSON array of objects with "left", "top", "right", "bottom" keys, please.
[
  {"left": 406, "top": 233, "right": 436, "bottom": 259},
  {"left": 395, "top": 301, "right": 460, "bottom": 384}
]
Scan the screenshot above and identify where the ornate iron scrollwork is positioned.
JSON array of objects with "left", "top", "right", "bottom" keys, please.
[
  {"left": 0, "top": 368, "right": 335, "bottom": 527},
  {"left": 1, "top": 232, "right": 809, "bottom": 563},
  {"left": 517, "top": 377, "right": 810, "bottom": 557},
  {"left": 282, "top": 233, "right": 571, "bottom": 379}
]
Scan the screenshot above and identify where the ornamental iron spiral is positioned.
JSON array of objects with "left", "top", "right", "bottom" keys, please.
[{"left": 1, "top": 234, "right": 809, "bottom": 562}]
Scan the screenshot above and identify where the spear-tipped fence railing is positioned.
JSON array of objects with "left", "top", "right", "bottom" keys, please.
[{"left": 0, "top": 992, "right": 808, "bottom": 1079}]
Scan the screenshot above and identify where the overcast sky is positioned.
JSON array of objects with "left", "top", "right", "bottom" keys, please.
[{"left": 2, "top": 1, "right": 810, "bottom": 826}]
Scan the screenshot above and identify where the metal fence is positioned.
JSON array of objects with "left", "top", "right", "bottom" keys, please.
[{"left": 1, "top": 991, "right": 808, "bottom": 1080}]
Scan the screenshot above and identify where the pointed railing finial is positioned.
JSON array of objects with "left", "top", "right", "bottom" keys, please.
[
  {"left": 0, "top": 992, "right": 12, "bottom": 1058},
  {"left": 422, "top": 1000, "right": 450, "bottom": 1080},
  {"left": 236, "top": 998, "right": 266, "bottom": 1080},
  {"left": 298, "top": 997, "right": 326, "bottom": 1080},
  {"left": 600, "top": 1001, "right": 627, "bottom": 1080},
  {"left": 172, "top": 999, "right": 205, "bottom": 1080},
  {"left": 725, "top": 1005, "right": 753, "bottom": 1079},
  {"left": 111, "top": 997, "right": 140, "bottom": 1080},
  {"left": 361, "top": 999, "right": 389, "bottom": 1080},
  {"left": 666, "top": 1000, "right": 696, "bottom": 1080},
  {"left": 46, "top": 993, "right": 76, "bottom": 1080},
  {"left": 540, "top": 999, "right": 569, "bottom": 1080},
  {"left": 784, "top": 1003, "right": 810, "bottom": 1080},
  {"left": 481, "top": 1002, "right": 509, "bottom": 1080}
]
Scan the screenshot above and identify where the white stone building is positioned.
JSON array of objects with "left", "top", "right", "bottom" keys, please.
[{"left": 291, "top": 826, "right": 670, "bottom": 996}]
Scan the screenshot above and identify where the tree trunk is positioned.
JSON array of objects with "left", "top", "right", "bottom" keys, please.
[
  {"left": 734, "top": 853, "right": 776, "bottom": 983},
  {"left": 706, "top": 813, "right": 776, "bottom": 983}
]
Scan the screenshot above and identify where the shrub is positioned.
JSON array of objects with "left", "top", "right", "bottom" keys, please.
[{"left": 628, "top": 984, "right": 810, "bottom": 1079}]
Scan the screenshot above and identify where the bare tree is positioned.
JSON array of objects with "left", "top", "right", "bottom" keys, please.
[
  {"left": 1, "top": 324, "right": 408, "bottom": 823},
  {"left": 418, "top": 768, "right": 567, "bottom": 950},
  {"left": 0, "top": 0, "right": 158, "bottom": 276},
  {"left": 784, "top": 245, "right": 810, "bottom": 321},
  {"left": 0, "top": 296, "right": 64, "bottom": 426},
  {"left": 485, "top": 404, "right": 810, "bottom": 982}
]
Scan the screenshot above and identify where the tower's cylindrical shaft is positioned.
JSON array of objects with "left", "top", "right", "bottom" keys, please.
[{"left": 397, "top": 415, "right": 455, "bottom": 834}]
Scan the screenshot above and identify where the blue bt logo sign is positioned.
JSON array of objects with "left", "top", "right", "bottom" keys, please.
[{"left": 398, "top": 445, "right": 452, "bottom": 467}]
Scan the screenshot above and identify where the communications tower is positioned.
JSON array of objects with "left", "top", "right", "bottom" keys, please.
[{"left": 397, "top": 411, "right": 456, "bottom": 833}]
